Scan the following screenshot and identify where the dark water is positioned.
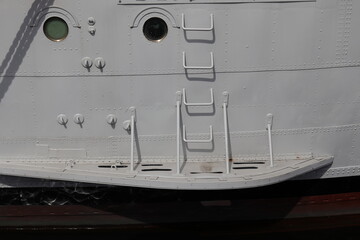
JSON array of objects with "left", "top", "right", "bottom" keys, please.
[
  {"left": 2, "top": 176, "right": 360, "bottom": 239},
  {"left": 2, "top": 225, "right": 360, "bottom": 240},
  {"left": 1, "top": 175, "right": 360, "bottom": 206}
]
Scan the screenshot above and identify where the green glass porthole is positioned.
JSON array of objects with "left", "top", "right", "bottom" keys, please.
[
  {"left": 143, "top": 17, "right": 168, "bottom": 42},
  {"left": 43, "top": 17, "right": 69, "bottom": 42}
]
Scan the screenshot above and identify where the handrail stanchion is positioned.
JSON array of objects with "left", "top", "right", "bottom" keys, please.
[
  {"left": 176, "top": 91, "right": 182, "bottom": 175},
  {"left": 223, "top": 92, "right": 230, "bottom": 174},
  {"left": 129, "top": 107, "right": 136, "bottom": 172},
  {"left": 266, "top": 113, "right": 274, "bottom": 168}
]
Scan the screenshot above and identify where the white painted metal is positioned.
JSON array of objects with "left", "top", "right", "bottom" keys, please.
[
  {"left": 267, "top": 113, "right": 274, "bottom": 168},
  {"left": 182, "top": 13, "right": 214, "bottom": 31},
  {"left": 176, "top": 92, "right": 182, "bottom": 175},
  {"left": 183, "top": 88, "right": 214, "bottom": 106},
  {"left": 130, "top": 108, "right": 136, "bottom": 172},
  {"left": 183, "top": 125, "right": 213, "bottom": 143},
  {"left": 223, "top": 92, "right": 230, "bottom": 174},
  {"left": 182, "top": 52, "right": 214, "bottom": 69}
]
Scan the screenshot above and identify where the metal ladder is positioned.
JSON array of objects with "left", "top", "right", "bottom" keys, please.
[{"left": 175, "top": 88, "right": 231, "bottom": 175}]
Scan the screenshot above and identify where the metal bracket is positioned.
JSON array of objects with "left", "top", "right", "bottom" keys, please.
[
  {"left": 183, "top": 52, "right": 214, "bottom": 70},
  {"left": 182, "top": 13, "right": 214, "bottom": 31},
  {"left": 183, "top": 125, "right": 213, "bottom": 143},
  {"left": 183, "top": 88, "right": 214, "bottom": 106}
]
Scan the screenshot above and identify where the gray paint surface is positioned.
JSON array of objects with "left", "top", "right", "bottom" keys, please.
[{"left": 0, "top": 0, "right": 358, "bottom": 189}]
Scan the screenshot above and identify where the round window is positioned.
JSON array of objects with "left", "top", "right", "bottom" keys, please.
[
  {"left": 43, "top": 17, "right": 69, "bottom": 42},
  {"left": 143, "top": 17, "right": 168, "bottom": 42}
]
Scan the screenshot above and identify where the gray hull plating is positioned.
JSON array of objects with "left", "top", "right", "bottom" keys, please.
[{"left": 0, "top": 0, "right": 358, "bottom": 189}]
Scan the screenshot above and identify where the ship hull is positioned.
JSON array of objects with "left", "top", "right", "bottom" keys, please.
[{"left": 0, "top": 0, "right": 359, "bottom": 189}]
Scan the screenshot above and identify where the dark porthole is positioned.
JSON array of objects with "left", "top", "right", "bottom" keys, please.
[
  {"left": 143, "top": 17, "right": 168, "bottom": 42},
  {"left": 43, "top": 17, "right": 69, "bottom": 42}
]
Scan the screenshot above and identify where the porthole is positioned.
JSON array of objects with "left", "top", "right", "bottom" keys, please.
[
  {"left": 43, "top": 17, "right": 69, "bottom": 42},
  {"left": 143, "top": 17, "right": 168, "bottom": 42}
]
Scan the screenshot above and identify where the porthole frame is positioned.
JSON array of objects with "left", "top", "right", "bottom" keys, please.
[
  {"left": 143, "top": 17, "right": 168, "bottom": 43},
  {"left": 43, "top": 16, "right": 69, "bottom": 42}
]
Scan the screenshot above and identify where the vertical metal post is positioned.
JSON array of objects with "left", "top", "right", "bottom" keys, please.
[
  {"left": 130, "top": 115, "right": 135, "bottom": 171},
  {"left": 176, "top": 91, "right": 182, "bottom": 175},
  {"left": 266, "top": 113, "right": 274, "bottom": 167},
  {"left": 223, "top": 92, "right": 230, "bottom": 174},
  {"left": 129, "top": 107, "right": 136, "bottom": 172}
]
